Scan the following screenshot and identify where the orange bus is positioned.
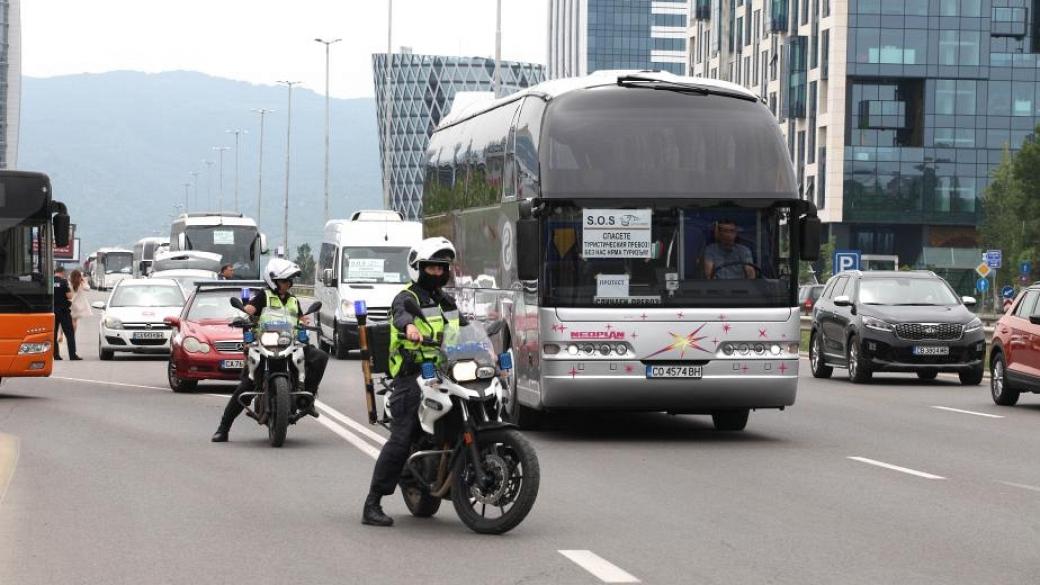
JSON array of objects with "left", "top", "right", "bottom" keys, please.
[{"left": 0, "top": 171, "right": 71, "bottom": 380}]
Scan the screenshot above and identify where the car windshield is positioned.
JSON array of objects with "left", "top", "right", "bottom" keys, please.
[
  {"left": 341, "top": 246, "right": 409, "bottom": 284},
  {"left": 110, "top": 284, "right": 184, "bottom": 307},
  {"left": 105, "top": 253, "right": 133, "bottom": 274},
  {"left": 187, "top": 288, "right": 259, "bottom": 321},
  {"left": 858, "top": 278, "right": 960, "bottom": 306}
]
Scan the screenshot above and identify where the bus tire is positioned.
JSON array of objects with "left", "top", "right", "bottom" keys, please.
[{"left": 711, "top": 409, "right": 749, "bottom": 431}]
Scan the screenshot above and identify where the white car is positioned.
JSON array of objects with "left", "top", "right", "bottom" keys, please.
[
  {"left": 150, "top": 269, "right": 220, "bottom": 296},
  {"left": 92, "top": 278, "right": 186, "bottom": 360}
]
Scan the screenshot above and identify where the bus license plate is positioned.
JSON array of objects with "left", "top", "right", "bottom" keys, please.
[
  {"left": 132, "top": 331, "right": 164, "bottom": 340},
  {"left": 646, "top": 365, "right": 703, "bottom": 379},
  {"left": 221, "top": 360, "right": 245, "bottom": 369},
  {"left": 913, "top": 346, "right": 949, "bottom": 356}
]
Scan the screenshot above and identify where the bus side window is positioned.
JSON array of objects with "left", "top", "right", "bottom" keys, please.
[{"left": 514, "top": 97, "right": 545, "bottom": 200}]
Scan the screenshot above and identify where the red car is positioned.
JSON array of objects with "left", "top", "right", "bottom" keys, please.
[
  {"left": 991, "top": 286, "right": 1040, "bottom": 405},
  {"left": 165, "top": 281, "right": 263, "bottom": 392}
]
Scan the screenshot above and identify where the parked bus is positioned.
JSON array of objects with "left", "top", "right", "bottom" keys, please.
[
  {"left": 0, "top": 171, "right": 71, "bottom": 378},
  {"left": 422, "top": 71, "right": 821, "bottom": 430},
  {"left": 84, "top": 252, "right": 97, "bottom": 287},
  {"left": 132, "top": 236, "right": 170, "bottom": 277},
  {"left": 168, "top": 212, "right": 267, "bottom": 279},
  {"left": 92, "top": 247, "right": 134, "bottom": 290}
]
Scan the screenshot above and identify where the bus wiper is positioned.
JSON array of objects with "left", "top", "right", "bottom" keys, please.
[
  {"left": 615, "top": 74, "right": 758, "bottom": 103},
  {"left": 0, "top": 282, "right": 37, "bottom": 311}
]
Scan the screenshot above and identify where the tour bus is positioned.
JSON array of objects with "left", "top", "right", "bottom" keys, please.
[
  {"left": 92, "top": 247, "right": 134, "bottom": 290},
  {"left": 0, "top": 171, "right": 71, "bottom": 378},
  {"left": 84, "top": 252, "right": 97, "bottom": 287},
  {"left": 315, "top": 210, "right": 423, "bottom": 359},
  {"left": 168, "top": 212, "right": 267, "bottom": 279},
  {"left": 132, "top": 236, "right": 170, "bottom": 277},
  {"left": 422, "top": 71, "right": 821, "bottom": 431}
]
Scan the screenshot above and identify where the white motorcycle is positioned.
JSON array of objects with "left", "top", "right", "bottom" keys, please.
[{"left": 380, "top": 319, "right": 540, "bottom": 534}]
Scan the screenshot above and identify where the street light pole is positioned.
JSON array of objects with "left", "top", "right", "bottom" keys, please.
[
  {"left": 494, "top": 0, "right": 502, "bottom": 97},
  {"left": 251, "top": 108, "right": 274, "bottom": 222},
  {"left": 203, "top": 159, "right": 214, "bottom": 208},
  {"left": 183, "top": 183, "right": 191, "bottom": 211},
  {"left": 315, "top": 37, "right": 342, "bottom": 224},
  {"left": 188, "top": 171, "right": 199, "bottom": 210},
  {"left": 212, "top": 146, "right": 230, "bottom": 211},
  {"left": 277, "top": 81, "right": 301, "bottom": 255},
  {"left": 226, "top": 129, "right": 246, "bottom": 212}
]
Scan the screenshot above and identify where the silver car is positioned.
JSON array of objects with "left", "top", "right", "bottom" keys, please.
[{"left": 92, "top": 278, "right": 185, "bottom": 360}]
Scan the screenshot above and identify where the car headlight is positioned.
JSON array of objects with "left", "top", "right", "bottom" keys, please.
[
  {"left": 964, "top": 318, "right": 982, "bottom": 333},
  {"left": 451, "top": 361, "right": 478, "bottom": 383},
  {"left": 103, "top": 316, "right": 124, "bottom": 329},
  {"left": 260, "top": 332, "right": 281, "bottom": 347},
  {"left": 863, "top": 316, "right": 894, "bottom": 332},
  {"left": 18, "top": 342, "right": 51, "bottom": 355},
  {"left": 182, "top": 336, "right": 211, "bottom": 354}
]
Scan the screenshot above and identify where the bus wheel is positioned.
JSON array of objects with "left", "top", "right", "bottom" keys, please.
[{"left": 711, "top": 409, "right": 749, "bottom": 431}]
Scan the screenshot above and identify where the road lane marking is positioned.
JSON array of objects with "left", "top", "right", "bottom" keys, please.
[
  {"left": 51, "top": 376, "right": 169, "bottom": 392},
  {"left": 559, "top": 550, "right": 640, "bottom": 584},
  {"left": 930, "top": 406, "right": 1004, "bottom": 419},
  {"left": 0, "top": 433, "right": 20, "bottom": 508},
  {"left": 315, "top": 416, "right": 380, "bottom": 459},
  {"left": 315, "top": 400, "right": 387, "bottom": 446},
  {"left": 998, "top": 481, "right": 1040, "bottom": 493},
  {"left": 847, "top": 456, "right": 946, "bottom": 480}
]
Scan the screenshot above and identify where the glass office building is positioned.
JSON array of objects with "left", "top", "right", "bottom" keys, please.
[
  {"left": 548, "top": 0, "right": 688, "bottom": 79},
  {"left": 0, "top": 0, "right": 19, "bottom": 169},
  {"left": 689, "top": 0, "right": 1040, "bottom": 283},
  {"left": 372, "top": 51, "right": 545, "bottom": 219}
]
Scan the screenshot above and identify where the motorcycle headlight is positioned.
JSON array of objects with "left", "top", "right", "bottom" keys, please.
[
  {"left": 451, "top": 361, "right": 478, "bottom": 383},
  {"left": 863, "top": 316, "right": 894, "bottom": 332},
  {"left": 183, "top": 336, "right": 211, "bottom": 354},
  {"left": 260, "top": 332, "right": 281, "bottom": 347},
  {"left": 964, "top": 318, "right": 982, "bottom": 333},
  {"left": 103, "top": 316, "right": 123, "bottom": 330},
  {"left": 476, "top": 366, "right": 496, "bottom": 379},
  {"left": 278, "top": 333, "right": 292, "bottom": 348}
]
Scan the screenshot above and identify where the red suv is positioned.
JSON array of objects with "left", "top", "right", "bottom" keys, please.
[
  {"left": 165, "top": 281, "right": 263, "bottom": 392},
  {"left": 991, "top": 286, "right": 1040, "bottom": 405}
]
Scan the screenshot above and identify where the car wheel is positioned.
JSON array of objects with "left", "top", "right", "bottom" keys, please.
[
  {"left": 809, "top": 331, "right": 832, "bottom": 379},
  {"left": 917, "top": 369, "right": 938, "bottom": 381},
  {"left": 167, "top": 360, "right": 197, "bottom": 393},
  {"left": 99, "top": 337, "right": 114, "bottom": 361},
  {"left": 991, "top": 353, "right": 1019, "bottom": 406},
  {"left": 332, "top": 321, "right": 349, "bottom": 360},
  {"left": 316, "top": 315, "right": 332, "bottom": 352},
  {"left": 959, "top": 364, "right": 984, "bottom": 386},
  {"left": 847, "top": 336, "right": 872, "bottom": 383}
]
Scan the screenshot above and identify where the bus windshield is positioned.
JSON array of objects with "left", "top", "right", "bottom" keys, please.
[
  {"left": 341, "top": 246, "right": 409, "bottom": 284},
  {"left": 0, "top": 197, "right": 50, "bottom": 312},
  {"left": 184, "top": 225, "right": 260, "bottom": 278},
  {"left": 105, "top": 253, "right": 133, "bottom": 274},
  {"left": 542, "top": 203, "right": 796, "bottom": 308}
]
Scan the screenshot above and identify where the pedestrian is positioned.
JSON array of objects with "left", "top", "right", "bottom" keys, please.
[
  {"left": 53, "top": 266, "right": 81, "bottom": 361},
  {"left": 69, "top": 269, "right": 92, "bottom": 333},
  {"left": 219, "top": 264, "right": 234, "bottom": 280}
]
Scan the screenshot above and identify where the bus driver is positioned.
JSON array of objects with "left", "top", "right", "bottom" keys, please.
[{"left": 703, "top": 219, "right": 755, "bottom": 279}]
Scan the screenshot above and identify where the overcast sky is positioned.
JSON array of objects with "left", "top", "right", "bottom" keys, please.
[{"left": 21, "top": 0, "right": 549, "bottom": 99}]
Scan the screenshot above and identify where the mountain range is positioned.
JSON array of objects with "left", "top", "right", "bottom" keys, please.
[{"left": 19, "top": 70, "right": 383, "bottom": 260}]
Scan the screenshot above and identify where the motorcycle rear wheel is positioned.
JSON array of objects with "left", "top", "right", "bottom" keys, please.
[
  {"left": 268, "top": 376, "right": 291, "bottom": 447},
  {"left": 451, "top": 428, "right": 539, "bottom": 535}
]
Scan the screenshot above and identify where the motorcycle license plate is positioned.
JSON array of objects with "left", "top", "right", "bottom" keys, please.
[
  {"left": 132, "top": 331, "right": 164, "bottom": 340},
  {"left": 646, "top": 365, "right": 703, "bottom": 379},
  {"left": 913, "top": 346, "right": 949, "bottom": 356},
  {"left": 221, "top": 359, "right": 245, "bottom": 369}
]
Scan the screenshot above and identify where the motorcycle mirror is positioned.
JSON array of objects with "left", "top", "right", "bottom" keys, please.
[
  {"left": 229, "top": 296, "right": 246, "bottom": 311},
  {"left": 304, "top": 301, "right": 322, "bottom": 315}
]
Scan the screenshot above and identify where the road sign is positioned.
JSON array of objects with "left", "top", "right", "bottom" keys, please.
[
  {"left": 977, "top": 278, "right": 990, "bottom": 293},
  {"left": 986, "top": 250, "right": 1002, "bottom": 269},
  {"left": 1021, "top": 261, "right": 1032, "bottom": 275},
  {"left": 1002, "top": 285, "right": 1015, "bottom": 299},
  {"left": 833, "top": 250, "right": 861, "bottom": 273},
  {"left": 975, "top": 262, "right": 992, "bottom": 278}
]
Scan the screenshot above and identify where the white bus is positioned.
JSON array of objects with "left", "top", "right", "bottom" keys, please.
[
  {"left": 422, "top": 71, "right": 821, "bottom": 431},
  {"left": 132, "top": 236, "right": 169, "bottom": 277},
  {"left": 168, "top": 212, "right": 267, "bottom": 279},
  {"left": 315, "top": 210, "right": 423, "bottom": 359},
  {"left": 92, "top": 247, "right": 134, "bottom": 290}
]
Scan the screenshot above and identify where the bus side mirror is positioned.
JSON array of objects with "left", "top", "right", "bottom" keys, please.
[
  {"left": 53, "top": 213, "right": 70, "bottom": 247},
  {"left": 177, "top": 233, "right": 187, "bottom": 249},
  {"left": 322, "top": 268, "right": 335, "bottom": 287},
  {"left": 516, "top": 219, "right": 539, "bottom": 281},
  {"left": 799, "top": 216, "right": 821, "bottom": 262},
  {"left": 259, "top": 233, "right": 269, "bottom": 254}
]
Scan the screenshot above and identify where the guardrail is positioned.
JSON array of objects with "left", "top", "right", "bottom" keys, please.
[
  {"left": 294, "top": 284, "right": 315, "bottom": 298},
  {"left": 798, "top": 315, "right": 995, "bottom": 344}
]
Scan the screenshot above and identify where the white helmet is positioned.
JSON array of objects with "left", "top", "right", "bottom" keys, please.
[
  {"left": 407, "top": 237, "right": 456, "bottom": 283},
  {"left": 263, "top": 257, "right": 302, "bottom": 291}
]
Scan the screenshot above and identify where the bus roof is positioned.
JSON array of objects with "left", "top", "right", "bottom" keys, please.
[
  {"left": 96, "top": 247, "right": 132, "bottom": 254},
  {"left": 134, "top": 236, "right": 169, "bottom": 245},
  {"left": 173, "top": 213, "right": 258, "bottom": 227}
]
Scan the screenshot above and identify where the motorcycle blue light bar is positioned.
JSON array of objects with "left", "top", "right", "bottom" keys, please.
[
  {"left": 354, "top": 300, "right": 367, "bottom": 317},
  {"left": 297, "top": 329, "right": 308, "bottom": 343},
  {"left": 243, "top": 330, "right": 255, "bottom": 344},
  {"left": 240, "top": 287, "right": 252, "bottom": 300},
  {"left": 420, "top": 362, "right": 436, "bottom": 380},
  {"left": 498, "top": 351, "right": 513, "bottom": 371}
]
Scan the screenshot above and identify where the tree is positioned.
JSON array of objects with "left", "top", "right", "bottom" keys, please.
[{"left": 293, "top": 243, "right": 316, "bottom": 283}]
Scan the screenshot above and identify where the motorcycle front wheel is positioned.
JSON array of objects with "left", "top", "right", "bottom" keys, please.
[
  {"left": 268, "top": 376, "right": 291, "bottom": 447},
  {"left": 451, "top": 428, "right": 539, "bottom": 535}
]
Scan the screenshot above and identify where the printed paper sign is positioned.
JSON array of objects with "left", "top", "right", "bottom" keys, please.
[
  {"left": 582, "top": 209, "right": 652, "bottom": 258},
  {"left": 596, "top": 274, "right": 630, "bottom": 299},
  {"left": 213, "top": 230, "right": 235, "bottom": 245},
  {"left": 383, "top": 272, "right": 402, "bottom": 283},
  {"left": 348, "top": 258, "right": 385, "bottom": 278}
]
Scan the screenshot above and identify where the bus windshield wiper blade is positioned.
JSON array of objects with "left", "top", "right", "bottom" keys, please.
[{"left": 615, "top": 75, "right": 758, "bottom": 102}]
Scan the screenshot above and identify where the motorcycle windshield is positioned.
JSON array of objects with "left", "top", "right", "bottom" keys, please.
[
  {"left": 259, "top": 306, "right": 294, "bottom": 332},
  {"left": 442, "top": 321, "right": 497, "bottom": 368}
]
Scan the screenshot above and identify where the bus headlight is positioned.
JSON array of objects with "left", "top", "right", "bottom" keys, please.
[{"left": 18, "top": 342, "right": 51, "bottom": 355}]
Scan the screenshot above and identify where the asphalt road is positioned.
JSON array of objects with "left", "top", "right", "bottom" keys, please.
[{"left": 1, "top": 291, "right": 1039, "bottom": 584}]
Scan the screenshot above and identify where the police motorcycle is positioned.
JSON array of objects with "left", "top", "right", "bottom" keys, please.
[
  {"left": 228, "top": 296, "right": 322, "bottom": 447},
  {"left": 378, "top": 316, "right": 540, "bottom": 535}
]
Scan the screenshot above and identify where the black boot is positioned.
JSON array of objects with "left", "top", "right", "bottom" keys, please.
[
  {"left": 305, "top": 391, "right": 319, "bottom": 418},
  {"left": 211, "top": 426, "right": 229, "bottom": 442},
  {"left": 362, "top": 493, "right": 393, "bottom": 527}
]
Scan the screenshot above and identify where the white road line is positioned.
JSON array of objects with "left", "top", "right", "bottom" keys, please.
[
  {"left": 315, "top": 400, "right": 387, "bottom": 446},
  {"left": 51, "top": 376, "right": 169, "bottom": 392},
  {"left": 930, "top": 406, "right": 1004, "bottom": 419},
  {"left": 998, "top": 481, "right": 1040, "bottom": 493},
  {"left": 315, "top": 416, "right": 380, "bottom": 460},
  {"left": 847, "top": 456, "right": 946, "bottom": 480},
  {"left": 0, "top": 433, "right": 20, "bottom": 509},
  {"left": 559, "top": 550, "right": 641, "bottom": 584}
]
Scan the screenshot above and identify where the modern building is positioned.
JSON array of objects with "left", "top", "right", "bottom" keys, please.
[
  {"left": 0, "top": 0, "right": 19, "bottom": 169},
  {"left": 688, "top": 0, "right": 1040, "bottom": 286},
  {"left": 372, "top": 49, "right": 545, "bottom": 219},
  {"left": 548, "top": 0, "right": 688, "bottom": 79}
]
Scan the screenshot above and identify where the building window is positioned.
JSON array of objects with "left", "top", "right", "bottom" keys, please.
[
  {"left": 992, "top": 7, "right": 1027, "bottom": 37},
  {"left": 853, "top": 27, "right": 927, "bottom": 65},
  {"left": 940, "top": 0, "right": 982, "bottom": 17},
  {"left": 695, "top": 0, "right": 711, "bottom": 21},
  {"left": 821, "top": 30, "right": 829, "bottom": 79},
  {"left": 847, "top": 79, "right": 925, "bottom": 148},
  {"left": 771, "top": 0, "right": 789, "bottom": 32},
  {"left": 935, "top": 80, "right": 977, "bottom": 115},
  {"left": 987, "top": 80, "right": 1012, "bottom": 116},
  {"left": 823, "top": 0, "right": 830, "bottom": 17},
  {"left": 801, "top": 0, "right": 810, "bottom": 25},
  {"left": 808, "top": 81, "right": 817, "bottom": 163},
  {"left": 938, "top": 30, "right": 981, "bottom": 66},
  {"left": 786, "top": 37, "right": 808, "bottom": 119},
  {"left": 736, "top": 17, "right": 744, "bottom": 52}
]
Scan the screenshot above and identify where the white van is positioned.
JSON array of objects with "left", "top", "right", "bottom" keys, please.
[{"left": 315, "top": 210, "right": 422, "bottom": 359}]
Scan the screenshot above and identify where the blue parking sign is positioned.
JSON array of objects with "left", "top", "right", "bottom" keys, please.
[{"left": 833, "top": 250, "right": 861, "bottom": 273}]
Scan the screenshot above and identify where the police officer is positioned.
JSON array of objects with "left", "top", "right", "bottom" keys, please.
[
  {"left": 362, "top": 237, "right": 458, "bottom": 527},
  {"left": 211, "top": 258, "right": 329, "bottom": 442},
  {"left": 53, "top": 265, "right": 81, "bottom": 360}
]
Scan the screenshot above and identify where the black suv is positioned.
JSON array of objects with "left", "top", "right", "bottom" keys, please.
[{"left": 808, "top": 270, "right": 985, "bottom": 384}]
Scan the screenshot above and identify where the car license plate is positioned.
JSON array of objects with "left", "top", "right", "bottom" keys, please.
[
  {"left": 646, "top": 365, "right": 703, "bottom": 379},
  {"left": 221, "top": 360, "right": 245, "bottom": 369},
  {"left": 132, "top": 331, "right": 164, "bottom": 340},
  {"left": 913, "top": 346, "right": 950, "bottom": 356}
]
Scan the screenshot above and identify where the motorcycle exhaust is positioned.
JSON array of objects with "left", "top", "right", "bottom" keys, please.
[{"left": 355, "top": 300, "right": 378, "bottom": 424}]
